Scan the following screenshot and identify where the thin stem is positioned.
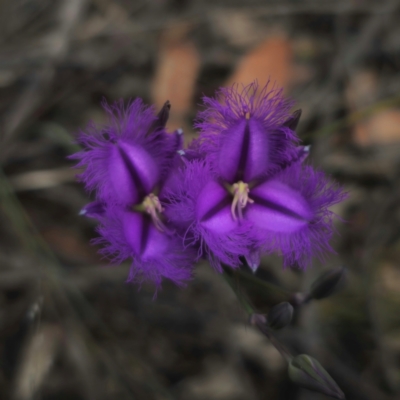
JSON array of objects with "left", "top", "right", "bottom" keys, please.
[
  {"left": 222, "top": 269, "right": 294, "bottom": 363},
  {"left": 236, "top": 268, "right": 291, "bottom": 300},
  {"left": 252, "top": 316, "right": 294, "bottom": 363},
  {"left": 222, "top": 270, "right": 255, "bottom": 314},
  {"left": 304, "top": 92, "right": 400, "bottom": 140}
]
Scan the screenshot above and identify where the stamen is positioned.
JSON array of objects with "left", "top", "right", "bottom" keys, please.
[
  {"left": 231, "top": 181, "right": 254, "bottom": 220},
  {"left": 142, "top": 193, "right": 166, "bottom": 231}
]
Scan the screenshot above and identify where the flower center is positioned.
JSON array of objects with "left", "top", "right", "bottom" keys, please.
[
  {"left": 230, "top": 181, "right": 254, "bottom": 220},
  {"left": 136, "top": 193, "right": 166, "bottom": 232}
]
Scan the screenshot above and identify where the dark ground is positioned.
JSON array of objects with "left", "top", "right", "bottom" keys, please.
[{"left": 1, "top": 1, "right": 400, "bottom": 399}]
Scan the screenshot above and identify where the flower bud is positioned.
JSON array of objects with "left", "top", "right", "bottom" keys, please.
[
  {"left": 249, "top": 313, "right": 267, "bottom": 327},
  {"left": 288, "top": 354, "right": 345, "bottom": 399},
  {"left": 283, "top": 109, "right": 302, "bottom": 131},
  {"left": 298, "top": 145, "right": 310, "bottom": 163},
  {"left": 148, "top": 100, "right": 171, "bottom": 133},
  {"left": 173, "top": 128, "right": 184, "bottom": 152},
  {"left": 309, "top": 267, "right": 345, "bottom": 300},
  {"left": 79, "top": 201, "right": 105, "bottom": 218},
  {"left": 244, "top": 250, "right": 261, "bottom": 273},
  {"left": 267, "top": 302, "right": 294, "bottom": 330}
]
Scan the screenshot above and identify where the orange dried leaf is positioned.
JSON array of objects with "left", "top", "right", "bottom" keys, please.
[
  {"left": 354, "top": 109, "right": 400, "bottom": 146},
  {"left": 152, "top": 36, "right": 200, "bottom": 131},
  {"left": 226, "top": 35, "right": 293, "bottom": 93}
]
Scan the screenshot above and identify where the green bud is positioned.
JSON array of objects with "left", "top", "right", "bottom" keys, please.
[
  {"left": 289, "top": 354, "right": 345, "bottom": 399},
  {"left": 309, "top": 268, "right": 345, "bottom": 300},
  {"left": 267, "top": 302, "right": 294, "bottom": 330}
]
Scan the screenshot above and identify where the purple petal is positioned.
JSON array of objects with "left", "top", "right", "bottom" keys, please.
[
  {"left": 248, "top": 164, "right": 346, "bottom": 269},
  {"left": 196, "top": 181, "right": 238, "bottom": 233},
  {"left": 217, "top": 118, "right": 273, "bottom": 183},
  {"left": 109, "top": 141, "right": 159, "bottom": 204},
  {"left": 216, "top": 118, "right": 247, "bottom": 182},
  {"left": 247, "top": 179, "right": 312, "bottom": 233},
  {"left": 245, "top": 118, "right": 277, "bottom": 182},
  {"left": 195, "top": 81, "right": 300, "bottom": 183},
  {"left": 96, "top": 206, "right": 195, "bottom": 287},
  {"left": 122, "top": 211, "right": 168, "bottom": 259},
  {"left": 164, "top": 160, "right": 262, "bottom": 271},
  {"left": 70, "top": 98, "right": 177, "bottom": 205}
]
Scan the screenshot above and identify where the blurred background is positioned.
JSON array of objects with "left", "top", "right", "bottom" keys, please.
[{"left": 1, "top": 0, "right": 400, "bottom": 399}]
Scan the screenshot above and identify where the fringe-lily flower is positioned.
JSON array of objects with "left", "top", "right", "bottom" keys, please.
[
  {"left": 72, "top": 99, "right": 180, "bottom": 206},
  {"left": 164, "top": 158, "right": 261, "bottom": 271},
  {"left": 71, "top": 99, "right": 194, "bottom": 287},
  {"left": 167, "top": 83, "right": 346, "bottom": 271},
  {"left": 72, "top": 82, "right": 346, "bottom": 288}
]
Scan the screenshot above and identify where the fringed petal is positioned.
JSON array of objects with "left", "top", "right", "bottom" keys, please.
[
  {"left": 194, "top": 81, "right": 300, "bottom": 181},
  {"left": 95, "top": 205, "right": 195, "bottom": 288},
  {"left": 163, "top": 160, "right": 263, "bottom": 271},
  {"left": 250, "top": 164, "right": 347, "bottom": 269},
  {"left": 70, "top": 98, "right": 178, "bottom": 205}
]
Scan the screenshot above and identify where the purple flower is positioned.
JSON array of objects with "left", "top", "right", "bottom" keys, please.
[
  {"left": 71, "top": 83, "right": 346, "bottom": 287},
  {"left": 71, "top": 99, "right": 181, "bottom": 206},
  {"left": 165, "top": 82, "right": 346, "bottom": 271},
  {"left": 71, "top": 99, "right": 194, "bottom": 288},
  {"left": 94, "top": 203, "right": 195, "bottom": 288},
  {"left": 164, "top": 159, "right": 261, "bottom": 271},
  {"left": 193, "top": 81, "right": 300, "bottom": 181}
]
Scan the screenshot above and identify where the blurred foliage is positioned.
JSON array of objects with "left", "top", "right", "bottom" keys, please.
[{"left": 1, "top": 0, "right": 400, "bottom": 399}]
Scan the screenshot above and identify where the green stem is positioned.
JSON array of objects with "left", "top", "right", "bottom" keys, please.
[
  {"left": 223, "top": 271, "right": 294, "bottom": 363},
  {"left": 236, "top": 268, "right": 291, "bottom": 300},
  {"left": 250, "top": 314, "right": 293, "bottom": 362},
  {"left": 222, "top": 271, "right": 254, "bottom": 314}
]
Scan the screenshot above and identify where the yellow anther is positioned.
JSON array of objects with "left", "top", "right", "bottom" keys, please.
[
  {"left": 142, "top": 193, "right": 166, "bottom": 231},
  {"left": 245, "top": 111, "right": 251, "bottom": 119},
  {"left": 231, "top": 181, "right": 254, "bottom": 220}
]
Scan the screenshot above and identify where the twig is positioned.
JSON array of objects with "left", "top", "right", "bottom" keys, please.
[
  {"left": 304, "top": 93, "right": 400, "bottom": 140},
  {"left": 0, "top": 0, "right": 87, "bottom": 152},
  {"left": 9, "top": 167, "right": 78, "bottom": 192}
]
